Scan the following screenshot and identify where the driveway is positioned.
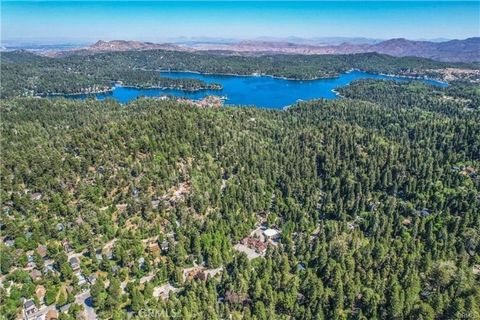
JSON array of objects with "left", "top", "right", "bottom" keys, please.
[{"left": 75, "top": 290, "right": 97, "bottom": 320}]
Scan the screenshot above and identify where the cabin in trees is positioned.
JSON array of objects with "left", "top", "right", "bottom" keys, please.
[
  {"left": 153, "top": 283, "right": 178, "bottom": 300},
  {"left": 184, "top": 267, "right": 208, "bottom": 281},
  {"left": 224, "top": 291, "right": 249, "bottom": 305},
  {"left": 161, "top": 240, "right": 170, "bottom": 252},
  {"left": 30, "top": 192, "right": 42, "bottom": 201},
  {"left": 241, "top": 237, "right": 267, "bottom": 254},
  {"left": 36, "top": 245, "right": 48, "bottom": 259},
  {"left": 87, "top": 273, "right": 97, "bottom": 285},
  {"left": 62, "top": 240, "right": 73, "bottom": 254},
  {"left": 69, "top": 257, "right": 81, "bottom": 272},
  {"left": 29, "top": 269, "right": 42, "bottom": 282}
]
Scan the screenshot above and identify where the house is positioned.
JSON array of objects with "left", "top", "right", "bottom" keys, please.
[
  {"left": 225, "top": 291, "right": 248, "bottom": 305},
  {"left": 59, "top": 304, "right": 71, "bottom": 313},
  {"left": 185, "top": 267, "right": 208, "bottom": 281},
  {"left": 148, "top": 242, "right": 160, "bottom": 255},
  {"left": 151, "top": 199, "right": 160, "bottom": 209},
  {"left": 153, "top": 283, "right": 178, "bottom": 300},
  {"left": 297, "top": 292, "right": 305, "bottom": 303},
  {"left": 103, "top": 247, "right": 114, "bottom": 260},
  {"left": 3, "top": 237, "right": 15, "bottom": 247},
  {"left": 194, "top": 270, "right": 208, "bottom": 281},
  {"left": 36, "top": 245, "right": 48, "bottom": 259},
  {"left": 97, "top": 166, "right": 105, "bottom": 175},
  {"left": 69, "top": 257, "right": 80, "bottom": 272},
  {"left": 297, "top": 263, "right": 306, "bottom": 272},
  {"left": 46, "top": 310, "right": 58, "bottom": 320},
  {"left": 241, "top": 237, "right": 267, "bottom": 254},
  {"left": 76, "top": 273, "right": 87, "bottom": 286},
  {"left": 160, "top": 240, "right": 169, "bottom": 252},
  {"left": 116, "top": 203, "right": 128, "bottom": 213},
  {"left": 472, "top": 264, "right": 480, "bottom": 276},
  {"left": 30, "top": 192, "right": 42, "bottom": 201},
  {"left": 402, "top": 218, "right": 412, "bottom": 226},
  {"left": 419, "top": 208, "right": 431, "bottom": 217},
  {"left": 35, "top": 285, "right": 46, "bottom": 305},
  {"left": 23, "top": 300, "right": 37, "bottom": 319},
  {"left": 263, "top": 228, "right": 280, "bottom": 241},
  {"left": 132, "top": 188, "right": 140, "bottom": 198},
  {"left": 44, "top": 263, "right": 57, "bottom": 274},
  {"left": 465, "top": 166, "right": 476, "bottom": 174},
  {"left": 75, "top": 216, "right": 84, "bottom": 225},
  {"left": 29, "top": 269, "right": 42, "bottom": 281},
  {"left": 87, "top": 273, "right": 97, "bottom": 285},
  {"left": 62, "top": 241, "right": 73, "bottom": 253}
]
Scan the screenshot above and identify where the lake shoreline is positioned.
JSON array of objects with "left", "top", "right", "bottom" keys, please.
[
  {"left": 159, "top": 68, "right": 448, "bottom": 84},
  {"left": 45, "top": 69, "right": 448, "bottom": 107},
  {"left": 158, "top": 69, "right": 338, "bottom": 81},
  {"left": 42, "top": 82, "right": 222, "bottom": 98}
]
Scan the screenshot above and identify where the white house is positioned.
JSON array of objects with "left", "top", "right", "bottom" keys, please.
[{"left": 263, "top": 228, "right": 280, "bottom": 241}]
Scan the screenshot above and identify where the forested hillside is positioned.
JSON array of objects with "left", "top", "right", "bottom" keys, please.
[
  {"left": 1, "top": 80, "right": 479, "bottom": 319},
  {"left": 1, "top": 49, "right": 475, "bottom": 98}
]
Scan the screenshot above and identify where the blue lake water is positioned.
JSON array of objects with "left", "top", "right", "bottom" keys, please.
[{"left": 73, "top": 70, "right": 447, "bottom": 109}]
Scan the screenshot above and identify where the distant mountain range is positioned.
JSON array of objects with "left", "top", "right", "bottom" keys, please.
[
  {"left": 39, "top": 37, "right": 480, "bottom": 62},
  {"left": 189, "top": 38, "right": 480, "bottom": 62}
]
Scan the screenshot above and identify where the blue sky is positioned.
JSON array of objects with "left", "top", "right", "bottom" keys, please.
[{"left": 2, "top": 1, "right": 479, "bottom": 43}]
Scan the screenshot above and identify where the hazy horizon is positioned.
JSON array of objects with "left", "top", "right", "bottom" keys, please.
[{"left": 2, "top": 1, "right": 479, "bottom": 44}]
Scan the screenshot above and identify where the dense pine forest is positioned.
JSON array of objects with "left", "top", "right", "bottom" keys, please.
[
  {"left": 1, "top": 49, "right": 477, "bottom": 98},
  {"left": 1, "top": 78, "right": 479, "bottom": 319}
]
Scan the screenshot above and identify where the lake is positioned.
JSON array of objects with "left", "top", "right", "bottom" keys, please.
[{"left": 74, "top": 70, "right": 447, "bottom": 109}]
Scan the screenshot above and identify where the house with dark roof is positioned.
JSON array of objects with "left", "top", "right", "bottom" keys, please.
[
  {"left": 69, "top": 257, "right": 80, "bottom": 272},
  {"left": 23, "top": 300, "right": 37, "bottom": 319}
]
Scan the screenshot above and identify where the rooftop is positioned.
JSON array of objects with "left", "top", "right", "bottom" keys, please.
[
  {"left": 24, "top": 299, "right": 35, "bottom": 309},
  {"left": 263, "top": 228, "right": 280, "bottom": 237}
]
